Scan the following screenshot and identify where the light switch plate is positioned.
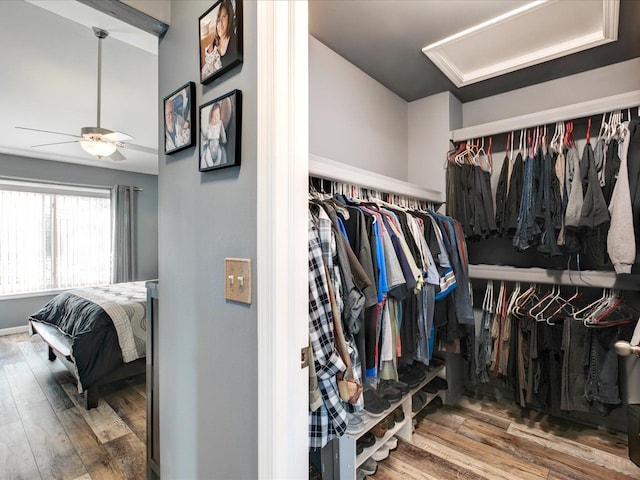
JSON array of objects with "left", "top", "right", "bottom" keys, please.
[{"left": 225, "top": 258, "right": 251, "bottom": 304}]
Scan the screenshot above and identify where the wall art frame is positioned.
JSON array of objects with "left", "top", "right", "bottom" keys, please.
[
  {"left": 199, "top": 89, "right": 242, "bottom": 172},
  {"left": 199, "top": 0, "right": 243, "bottom": 85}
]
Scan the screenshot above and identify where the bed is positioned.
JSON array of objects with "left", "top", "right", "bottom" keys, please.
[{"left": 28, "top": 281, "right": 148, "bottom": 409}]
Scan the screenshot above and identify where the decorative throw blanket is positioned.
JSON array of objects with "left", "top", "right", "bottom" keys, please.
[{"left": 29, "top": 281, "right": 147, "bottom": 390}]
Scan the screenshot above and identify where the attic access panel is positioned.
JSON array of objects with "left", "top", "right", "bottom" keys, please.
[{"left": 422, "top": 0, "right": 619, "bottom": 88}]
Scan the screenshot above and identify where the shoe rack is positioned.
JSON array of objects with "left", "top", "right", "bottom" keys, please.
[{"left": 335, "top": 363, "right": 447, "bottom": 480}]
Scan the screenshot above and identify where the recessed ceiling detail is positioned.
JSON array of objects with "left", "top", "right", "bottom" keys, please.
[{"left": 422, "top": 0, "right": 619, "bottom": 88}]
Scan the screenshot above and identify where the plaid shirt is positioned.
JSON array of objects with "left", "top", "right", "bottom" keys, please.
[{"left": 309, "top": 212, "right": 348, "bottom": 449}]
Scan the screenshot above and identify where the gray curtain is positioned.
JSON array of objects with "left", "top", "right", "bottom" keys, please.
[{"left": 111, "top": 185, "right": 137, "bottom": 283}]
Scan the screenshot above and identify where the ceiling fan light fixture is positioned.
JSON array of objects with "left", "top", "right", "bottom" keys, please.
[{"left": 80, "top": 139, "right": 116, "bottom": 158}]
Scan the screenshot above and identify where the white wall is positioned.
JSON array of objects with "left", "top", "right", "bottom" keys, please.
[
  {"left": 462, "top": 58, "right": 640, "bottom": 127},
  {"left": 309, "top": 36, "right": 408, "bottom": 181},
  {"left": 408, "top": 92, "right": 461, "bottom": 193}
]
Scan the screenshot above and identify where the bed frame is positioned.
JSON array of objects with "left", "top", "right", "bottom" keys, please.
[{"left": 30, "top": 320, "right": 146, "bottom": 409}]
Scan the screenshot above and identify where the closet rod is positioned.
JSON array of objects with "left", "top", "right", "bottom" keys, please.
[
  {"left": 309, "top": 153, "right": 442, "bottom": 203},
  {"left": 469, "top": 264, "right": 640, "bottom": 291},
  {"left": 451, "top": 90, "right": 640, "bottom": 141}
]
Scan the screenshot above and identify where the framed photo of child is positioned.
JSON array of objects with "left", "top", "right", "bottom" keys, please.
[
  {"left": 199, "top": 89, "right": 242, "bottom": 172},
  {"left": 199, "top": 0, "right": 243, "bottom": 85},
  {"left": 163, "top": 81, "right": 196, "bottom": 155}
]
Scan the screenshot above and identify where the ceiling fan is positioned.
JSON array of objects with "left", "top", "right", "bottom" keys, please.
[{"left": 16, "top": 27, "right": 155, "bottom": 161}]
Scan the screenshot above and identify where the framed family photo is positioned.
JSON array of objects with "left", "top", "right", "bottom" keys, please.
[
  {"left": 199, "top": 89, "right": 242, "bottom": 172},
  {"left": 163, "top": 81, "right": 196, "bottom": 155},
  {"left": 199, "top": 0, "right": 243, "bottom": 85}
]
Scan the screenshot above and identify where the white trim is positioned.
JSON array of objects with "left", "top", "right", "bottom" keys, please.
[
  {"left": 469, "top": 264, "right": 640, "bottom": 290},
  {"left": 257, "top": 2, "right": 308, "bottom": 479},
  {"left": 0, "top": 325, "right": 29, "bottom": 337},
  {"left": 423, "top": 0, "right": 619, "bottom": 88},
  {"left": 451, "top": 90, "right": 640, "bottom": 141},
  {"left": 309, "top": 154, "right": 443, "bottom": 203}
]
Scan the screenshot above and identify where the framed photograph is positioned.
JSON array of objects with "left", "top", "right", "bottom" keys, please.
[
  {"left": 163, "top": 81, "right": 196, "bottom": 155},
  {"left": 199, "top": 89, "right": 242, "bottom": 172},
  {"left": 199, "top": 0, "right": 243, "bottom": 85}
]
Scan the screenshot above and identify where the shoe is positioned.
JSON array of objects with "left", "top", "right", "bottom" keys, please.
[
  {"left": 363, "top": 389, "right": 390, "bottom": 416},
  {"left": 356, "top": 441, "right": 364, "bottom": 455},
  {"left": 377, "top": 384, "right": 403, "bottom": 402},
  {"left": 358, "top": 432, "right": 376, "bottom": 449},
  {"left": 360, "top": 458, "right": 377, "bottom": 475},
  {"left": 422, "top": 382, "right": 438, "bottom": 394},
  {"left": 385, "top": 437, "right": 398, "bottom": 451},
  {"left": 379, "top": 379, "right": 410, "bottom": 395},
  {"left": 309, "top": 464, "right": 322, "bottom": 480},
  {"left": 384, "top": 413, "right": 395, "bottom": 430},
  {"left": 423, "top": 395, "right": 443, "bottom": 414},
  {"left": 346, "top": 413, "right": 365, "bottom": 434},
  {"left": 412, "top": 391, "right": 427, "bottom": 413},
  {"left": 352, "top": 409, "right": 368, "bottom": 419},
  {"left": 370, "top": 419, "right": 388, "bottom": 438},
  {"left": 431, "top": 376, "right": 449, "bottom": 390},
  {"left": 371, "top": 446, "right": 390, "bottom": 461},
  {"left": 356, "top": 469, "right": 368, "bottom": 480},
  {"left": 393, "top": 407, "right": 405, "bottom": 423}
]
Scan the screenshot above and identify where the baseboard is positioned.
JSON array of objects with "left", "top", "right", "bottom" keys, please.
[{"left": 0, "top": 325, "right": 29, "bottom": 336}]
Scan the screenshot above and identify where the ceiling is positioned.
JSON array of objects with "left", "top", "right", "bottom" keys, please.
[
  {"left": 2, "top": 1, "right": 637, "bottom": 176},
  {"left": 0, "top": 0, "right": 158, "bottom": 175},
  {"left": 309, "top": 0, "right": 640, "bottom": 103}
]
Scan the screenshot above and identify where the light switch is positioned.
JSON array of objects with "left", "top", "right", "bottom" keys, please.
[{"left": 225, "top": 258, "right": 252, "bottom": 304}]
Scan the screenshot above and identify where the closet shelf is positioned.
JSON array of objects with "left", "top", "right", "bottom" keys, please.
[
  {"left": 451, "top": 90, "right": 640, "bottom": 141},
  {"left": 468, "top": 264, "right": 640, "bottom": 290},
  {"left": 309, "top": 154, "right": 443, "bottom": 203}
]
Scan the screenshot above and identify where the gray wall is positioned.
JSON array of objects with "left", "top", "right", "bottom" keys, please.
[
  {"left": 462, "top": 58, "right": 640, "bottom": 127},
  {"left": 157, "top": 2, "right": 257, "bottom": 478},
  {"left": 310, "top": 36, "right": 408, "bottom": 181},
  {"left": 407, "top": 92, "right": 462, "bottom": 193},
  {"left": 0, "top": 153, "right": 158, "bottom": 330}
]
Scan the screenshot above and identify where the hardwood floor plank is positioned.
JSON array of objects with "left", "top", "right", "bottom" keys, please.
[
  {"left": 0, "top": 333, "right": 30, "bottom": 364},
  {"left": 131, "top": 382, "right": 146, "bottom": 399},
  {"left": 507, "top": 421, "right": 639, "bottom": 477},
  {"left": 4, "top": 361, "right": 47, "bottom": 407},
  {"left": 0, "top": 366, "right": 19, "bottom": 426},
  {"left": 17, "top": 341, "right": 74, "bottom": 412},
  {"left": 456, "top": 417, "right": 634, "bottom": 480},
  {"left": 61, "top": 383, "right": 133, "bottom": 444},
  {"left": 451, "top": 397, "right": 515, "bottom": 430},
  {"left": 416, "top": 406, "right": 466, "bottom": 431},
  {"left": 411, "top": 430, "right": 547, "bottom": 480},
  {"left": 57, "top": 407, "right": 124, "bottom": 480},
  {"left": 102, "top": 432, "right": 146, "bottom": 480},
  {"left": 0, "top": 420, "right": 42, "bottom": 480},
  {"left": 18, "top": 399, "right": 87, "bottom": 479},
  {"left": 416, "top": 417, "right": 549, "bottom": 479},
  {"left": 103, "top": 385, "right": 146, "bottom": 442},
  {"left": 381, "top": 452, "right": 444, "bottom": 480},
  {"left": 375, "top": 442, "right": 480, "bottom": 480},
  {"left": 396, "top": 438, "right": 487, "bottom": 480}
]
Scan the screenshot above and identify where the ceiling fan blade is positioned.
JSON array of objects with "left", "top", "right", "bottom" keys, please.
[
  {"left": 106, "top": 149, "right": 127, "bottom": 161},
  {"left": 31, "top": 140, "right": 81, "bottom": 148},
  {"left": 16, "top": 126, "right": 82, "bottom": 139},
  {"left": 103, "top": 131, "right": 134, "bottom": 142},
  {"left": 121, "top": 143, "right": 158, "bottom": 154}
]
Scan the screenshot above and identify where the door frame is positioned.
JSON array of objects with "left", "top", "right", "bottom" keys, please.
[{"left": 256, "top": 1, "right": 309, "bottom": 478}]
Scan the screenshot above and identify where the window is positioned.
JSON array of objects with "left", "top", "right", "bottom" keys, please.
[{"left": 0, "top": 180, "right": 111, "bottom": 296}]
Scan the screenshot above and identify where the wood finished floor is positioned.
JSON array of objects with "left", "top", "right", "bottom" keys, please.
[
  {"left": 373, "top": 396, "right": 639, "bottom": 480},
  {"left": 0, "top": 332, "right": 145, "bottom": 480},
  {"left": 3, "top": 333, "right": 639, "bottom": 480}
]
